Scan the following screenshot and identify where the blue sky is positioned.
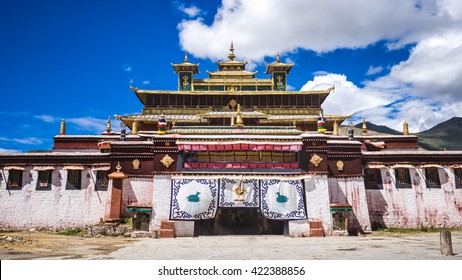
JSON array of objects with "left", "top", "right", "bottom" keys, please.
[{"left": 1, "top": 0, "right": 462, "bottom": 153}]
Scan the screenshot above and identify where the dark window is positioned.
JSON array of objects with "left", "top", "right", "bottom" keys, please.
[
  {"left": 455, "top": 168, "right": 462, "bottom": 189},
  {"left": 365, "top": 169, "right": 383, "bottom": 189},
  {"left": 395, "top": 168, "right": 412, "bottom": 188},
  {"left": 96, "top": 171, "right": 109, "bottom": 190},
  {"left": 66, "top": 170, "right": 81, "bottom": 190},
  {"left": 425, "top": 168, "right": 441, "bottom": 188},
  {"left": 37, "top": 170, "right": 52, "bottom": 190},
  {"left": 7, "top": 170, "right": 23, "bottom": 189}
]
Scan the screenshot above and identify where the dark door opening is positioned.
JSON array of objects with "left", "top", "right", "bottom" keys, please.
[{"left": 199, "top": 208, "right": 284, "bottom": 235}]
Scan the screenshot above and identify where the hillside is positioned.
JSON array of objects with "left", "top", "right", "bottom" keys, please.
[{"left": 417, "top": 117, "right": 462, "bottom": 151}]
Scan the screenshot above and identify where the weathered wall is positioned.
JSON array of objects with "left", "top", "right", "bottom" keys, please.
[
  {"left": 366, "top": 167, "right": 462, "bottom": 228},
  {"left": 120, "top": 177, "right": 153, "bottom": 217},
  {"left": 289, "top": 175, "right": 331, "bottom": 236},
  {"left": 328, "top": 177, "right": 372, "bottom": 232},
  {"left": 0, "top": 167, "right": 109, "bottom": 230},
  {"left": 150, "top": 175, "right": 173, "bottom": 232}
]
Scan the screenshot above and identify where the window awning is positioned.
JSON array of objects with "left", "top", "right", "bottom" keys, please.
[
  {"left": 390, "top": 164, "right": 415, "bottom": 169},
  {"left": 91, "top": 166, "right": 111, "bottom": 171},
  {"left": 33, "top": 166, "right": 55, "bottom": 171},
  {"left": 330, "top": 203, "right": 352, "bottom": 212},
  {"left": 365, "top": 164, "right": 387, "bottom": 169},
  {"left": 63, "top": 166, "right": 85, "bottom": 170},
  {"left": 177, "top": 141, "right": 303, "bottom": 152},
  {"left": 126, "top": 207, "right": 152, "bottom": 213},
  {"left": 420, "top": 164, "right": 444, "bottom": 169},
  {"left": 451, "top": 164, "right": 462, "bottom": 169},
  {"left": 3, "top": 166, "right": 26, "bottom": 171}
]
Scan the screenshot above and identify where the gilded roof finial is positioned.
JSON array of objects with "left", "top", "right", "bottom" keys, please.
[
  {"left": 235, "top": 104, "right": 244, "bottom": 128},
  {"left": 333, "top": 121, "right": 339, "bottom": 136},
  {"left": 60, "top": 119, "right": 66, "bottom": 135},
  {"left": 403, "top": 121, "right": 409, "bottom": 135},
  {"left": 276, "top": 53, "right": 281, "bottom": 63},
  {"left": 184, "top": 52, "right": 189, "bottom": 63},
  {"left": 106, "top": 116, "right": 112, "bottom": 134},
  {"left": 228, "top": 42, "right": 236, "bottom": 61},
  {"left": 362, "top": 119, "right": 368, "bottom": 135},
  {"left": 116, "top": 162, "right": 122, "bottom": 172}
]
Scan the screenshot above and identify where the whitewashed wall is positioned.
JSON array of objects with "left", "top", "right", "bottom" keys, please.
[
  {"left": 0, "top": 167, "right": 109, "bottom": 230},
  {"left": 121, "top": 177, "right": 153, "bottom": 217},
  {"left": 151, "top": 175, "right": 172, "bottom": 232},
  {"left": 366, "top": 167, "right": 462, "bottom": 228},
  {"left": 289, "top": 175, "right": 331, "bottom": 236},
  {"left": 328, "top": 177, "right": 372, "bottom": 232}
]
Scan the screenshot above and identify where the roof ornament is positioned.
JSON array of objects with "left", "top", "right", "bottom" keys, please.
[
  {"left": 105, "top": 116, "right": 112, "bottom": 134},
  {"left": 235, "top": 104, "right": 244, "bottom": 128},
  {"left": 362, "top": 119, "right": 368, "bottom": 135},
  {"left": 403, "top": 121, "right": 409, "bottom": 135},
  {"left": 184, "top": 52, "right": 189, "bottom": 63},
  {"left": 60, "top": 119, "right": 66, "bottom": 135},
  {"left": 276, "top": 53, "right": 281, "bottom": 63},
  {"left": 228, "top": 42, "right": 236, "bottom": 61}
]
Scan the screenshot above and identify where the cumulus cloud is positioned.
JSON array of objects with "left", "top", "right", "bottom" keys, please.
[
  {"left": 0, "top": 137, "right": 44, "bottom": 145},
  {"left": 34, "top": 114, "right": 57, "bottom": 123},
  {"left": 178, "top": 0, "right": 450, "bottom": 62}
]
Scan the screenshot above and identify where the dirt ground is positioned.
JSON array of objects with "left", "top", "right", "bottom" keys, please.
[
  {"left": 1, "top": 230, "right": 462, "bottom": 260},
  {"left": 0, "top": 231, "right": 137, "bottom": 260}
]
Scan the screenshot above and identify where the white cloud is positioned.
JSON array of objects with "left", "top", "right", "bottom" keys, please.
[
  {"left": 67, "top": 117, "right": 107, "bottom": 133},
  {"left": 34, "top": 115, "right": 57, "bottom": 123},
  {"left": 178, "top": 0, "right": 452, "bottom": 63},
  {"left": 366, "top": 65, "right": 383, "bottom": 76},
  {"left": 123, "top": 65, "right": 133, "bottom": 72},
  {"left": 0, "top": 137, "right": 44, "bottom": 145},
  {"left": 142, "top": 80, "right": 151, "bottom": 85},
  {"left": 0, "top": 148, "right": 21, "bottom": 154},
  {"left": 312, "top": 71, "right": 330, "bottom": 76},
  {"left": 178, "top": 3, "right": 201, "bottom": 18}
]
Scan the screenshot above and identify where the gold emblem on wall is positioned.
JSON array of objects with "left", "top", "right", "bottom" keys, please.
[
  {"left": 337, "top": 160, "right": 344, "bottom": 171},
  {"left": 132, "top": 159, "right": 140, "bottom": 170},
  {"left": 161, "top": 154, "right": 174, "bottom": 168},
  {"left": 310, "top": 154, "right": 323, "bottom": 167}
]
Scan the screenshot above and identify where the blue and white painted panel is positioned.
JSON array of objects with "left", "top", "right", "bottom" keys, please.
[
  {"left": 170, "top": 179, "right": 218, "bottom": 220},
  {"left": 260, "top": 179, "right": 306, "bottom": 220}
]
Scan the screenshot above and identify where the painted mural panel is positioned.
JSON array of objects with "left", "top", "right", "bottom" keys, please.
[{"left": 219, "top": 178, "right": 259, "bottom": 207}]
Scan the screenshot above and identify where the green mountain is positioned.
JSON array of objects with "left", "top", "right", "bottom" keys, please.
[
  {"left": 350, "top": 118, "right": 462, "bottom": 151},
  {"left": 416, "top": 117, "right": 462, "bottom": 151}
]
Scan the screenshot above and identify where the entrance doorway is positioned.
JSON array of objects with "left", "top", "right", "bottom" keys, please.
[{"left": 198, "top": 208, "right": 284, "bottom": 235}]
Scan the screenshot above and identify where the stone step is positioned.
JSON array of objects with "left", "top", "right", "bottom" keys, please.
[
  {"left": 309, "top": 228, "right": 324, "bottom": 237},
  {"left": 159, "top": 229, "right": 175, "bottom": 238},
  {"left": 161, "top": 221, "right": 174, "bottom": 230}
]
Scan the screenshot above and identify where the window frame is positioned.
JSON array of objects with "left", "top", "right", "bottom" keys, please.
[
  {"left": 36, "top": 170, "right": 52, "bottom": 190},
  {"left": 424, "top": 167, "right": 441, "bottom": 188},
  {"left": 364, "top": 168, "right": 383, "bottom": 190},
  {"left": 7, "top": 170, "right": 23, "bottom": 189},
  {"left": 394, "top": 168, "right": 412, "bottom": 189},
  {"left": 454, "top": 168, "right": 462, "bottom": 189},
  {"left": 96, "top": 170, "right": 109, "bottom": 190},
  {"left": 66, "top": 170, "right": 82, "bottom": 190}
]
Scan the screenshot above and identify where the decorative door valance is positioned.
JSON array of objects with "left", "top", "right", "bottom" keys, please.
[{"left": 219, "top": 178, "right": 259, "bottom": 208}]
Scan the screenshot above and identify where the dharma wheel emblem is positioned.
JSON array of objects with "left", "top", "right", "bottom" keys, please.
[
  {"left": 160, "top": 154, "right": 174, "bottom": 168},
  {"left": 310, "top": 154, "right": 323, "bottom": 167}
]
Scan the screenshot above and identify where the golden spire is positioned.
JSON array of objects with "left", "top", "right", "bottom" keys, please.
[
  {"left": 361, "top": 119, "right": 368, "bottom": 135},
  {"left": 105, "top": 116, "right": 112, "bottom": 134},
  {"left": 132, "top": 121, "right": 139, "bottom": 135},
  {"left": 403, "top": 121, "right": 409, "bottom": 135},
  {"left": 228, "top": 42, "right": 236, "bottom": 61},
  {"left": 235, "top": 104, "right": 244, "bottom": 128},
  {"left": 184, "top": 52, "right": 189, "bottom": 63},
  {"left": 333, "top": 121, "right": 339, "bottom": 136},
  {"left": 276, "top": 52, "right": 281, "bottom": 63},
  {"left": 60, "top": 119, "right": 66, "bottom": 135}
]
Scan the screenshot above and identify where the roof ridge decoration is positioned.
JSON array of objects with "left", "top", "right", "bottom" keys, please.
[{"left": 228, "top": 42, "right": 236, "bottom": 61}]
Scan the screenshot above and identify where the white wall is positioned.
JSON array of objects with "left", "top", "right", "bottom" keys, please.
[
  {"left": 366, "top": 167, "right": 462, "bottom": 228},
  {"left": 328, "top": 177, "right": 372, "bottom": 232},
  {"left": 0, "top": 167, "right": 109, "bottom": 230}
]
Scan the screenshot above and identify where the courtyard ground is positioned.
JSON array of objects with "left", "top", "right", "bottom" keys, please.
[{"left": 1, "top": 230, "right": 462, "bottom": 260}]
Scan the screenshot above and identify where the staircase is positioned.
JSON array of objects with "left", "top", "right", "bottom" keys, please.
[
  {"left": 308, "top": 220, "right": 324, "bottom": 237},
  {"left": 158, "top": 220, "right": 175, "bottom": 238}
]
